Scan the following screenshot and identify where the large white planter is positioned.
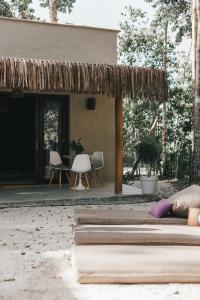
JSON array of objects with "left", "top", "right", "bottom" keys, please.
[{"left": 140, "top": 175, "right": 158, "bottom": 195}]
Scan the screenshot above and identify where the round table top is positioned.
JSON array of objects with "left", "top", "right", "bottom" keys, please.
[{"left": 62, "top": 155, "right": 76, "bottom": 159}]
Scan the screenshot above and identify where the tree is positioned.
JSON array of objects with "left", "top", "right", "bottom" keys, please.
[
  {"left": 144, "top": 1, "right": 192, "bottom": 176},
  {"left": 162, "top": 20, "right": 168, "bottom": 176},
  {"left": 0, "top": 0, "right": 36, "bottom": 20},
  {"left": 10, "top": 0, "right": 36, "bottom": 19},
  {"left": 192, "top": 0, "right": 200, "bottom": 183},
  {"left": 145, "top": 0, "right": 192, "bottom": 42},
  {"left": 0, "top": 0, "right": 13, "bottom": 17},
  {"left": 120, "top": 6, "right": 193, "bottom": 182},
  {"left": 39, "top": 0, "right": 76, "bottom": 23}
]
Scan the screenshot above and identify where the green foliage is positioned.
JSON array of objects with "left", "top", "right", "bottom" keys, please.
[
  {"left": 0, "top": 0, "right": 37, "bottom": 19},
  {"left": 120, "top": 5, "right": 192, "bottom": 183},
  {"left": 119, "top": 6, "right": 176, "bottom": 71},
  {"left": 145, "top": 0, "right": 191, "bottom": 43},
  {"left": 123, "top": 98, "right": 161, "bottom": 167},
  {"left": 70, "top": 138, "right": 84, "bottom": 155},
  {"left": 0, "top": 0, "right": 13, "bottom": 17},
  {"left": 39, "top": 0, "right": 76, "bottom": 14},
  {"left": 136, "top": 136, "right": 162, "bottom": 175},
  {"left": 0, "top": 0, "right": 76, "bottom": 20},
  {"left": 10, "top": 0, "right": 36, "bottom": 19}
]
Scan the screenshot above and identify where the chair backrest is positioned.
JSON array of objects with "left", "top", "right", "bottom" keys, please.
[
  {"left": 91, "top": 151, "right": 104, "bottom": 168},
  {"left": 71, "top": 154, "right": 91, "bottom": 173},
  {"left": 50, "top": 151, "right": 62, "bottom": 166}
]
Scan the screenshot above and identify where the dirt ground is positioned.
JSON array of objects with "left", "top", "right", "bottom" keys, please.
[{"left": 1, "top": 195, "right": 200, "bottom": 300}]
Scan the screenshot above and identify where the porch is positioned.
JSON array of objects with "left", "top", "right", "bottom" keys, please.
[
  {"left": 0, "top": 182, "right": 155, "bottom": 208},
  {"left": 0, "top": 58, "right": 167, "bottom": 194}
]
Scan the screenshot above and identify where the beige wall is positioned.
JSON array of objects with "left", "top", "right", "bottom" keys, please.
[
  {"left": 70, "top": 94, "right": 115, "bottom": 181},
  {"left": 0, "top": 18, "right": 118, "bottom": 64},
  {"left": 0, "top": 17, "right": 117, "bottom": 182}
]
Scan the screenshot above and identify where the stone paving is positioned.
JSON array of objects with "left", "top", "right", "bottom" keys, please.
[{"left": 0, "top": 183, "right": 155, "bottom": 208}]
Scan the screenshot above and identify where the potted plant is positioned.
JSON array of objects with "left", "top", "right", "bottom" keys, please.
[
  {"left": 70, "top": 138, "right": 84, "bottom": 155},
  {"left": 136, "top": 136, "right": 161, "bottom": 195}
]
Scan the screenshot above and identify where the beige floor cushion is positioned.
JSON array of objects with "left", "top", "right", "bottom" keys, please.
[
  {"left": 74, "top": 224, "right": 200, "bottom": 245},
  {"left": 169, "top": 185, "right": 200, "bottom": 217},
  {"left": 72, "top": 245, "right": 200, "bottom": 284},
  {"left": 74, "top": 209, "right": 187, "bottom": 225}
]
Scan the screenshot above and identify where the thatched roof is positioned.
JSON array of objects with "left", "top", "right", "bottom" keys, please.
[{"left": 0, "top": 57, "right": 167, "bottom": 101}]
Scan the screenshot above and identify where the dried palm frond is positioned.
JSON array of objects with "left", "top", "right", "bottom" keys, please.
[{"left": 0, "top": 57, "right": 167, "bottom": 101}]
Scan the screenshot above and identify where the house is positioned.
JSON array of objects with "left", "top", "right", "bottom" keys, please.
[{"left": 0, "top": 17, "right": 167, "bottom": 193}]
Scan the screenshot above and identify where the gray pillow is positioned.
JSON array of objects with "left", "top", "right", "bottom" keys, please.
[{"left": 168, "top": 185, "right": 200, "bottom": 218}]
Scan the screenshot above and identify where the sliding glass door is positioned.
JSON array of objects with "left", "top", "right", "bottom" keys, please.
[{"left": 35, "top": 94, "right": 69, "bottom": 183}]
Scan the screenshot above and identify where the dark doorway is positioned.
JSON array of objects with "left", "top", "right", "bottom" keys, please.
[
  {"left": 0, "top": 93, "right": 69, "bottom": 185},
  {"left": 0, "top": 93, "right": 35, "bottom": 184}
]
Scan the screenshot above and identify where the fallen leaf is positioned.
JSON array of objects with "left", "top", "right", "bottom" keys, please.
[{"left": 3, "top": 278, "right": 15, "bottom": 282}]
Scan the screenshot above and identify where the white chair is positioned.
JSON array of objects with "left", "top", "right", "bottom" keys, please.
[
  {"left": 90, "top": 151, "right": 104, "bottom": 186},
  {"left": 49, "top": 151, "right": 70, "bottom": 189},
  {"left": 71, "top": 154, "right": 91, "bottom": 190}
]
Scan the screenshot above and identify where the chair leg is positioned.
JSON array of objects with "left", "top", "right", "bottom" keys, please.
[
  {"left": 59, "top": 170, "right": 62, "bottom": 189},
  {"left": 72, "top": 173, "right": 78, "bottom": 191},
  {"left": 89, "top": 171, "right": 93, "bottom": 187},
  {"left": 66, "top": 171, "right": 70, "bottom": 185},
  {"left": 69, "top": 173, "right": 74, "bottom": 187},
  {"left": 85, "top": 173, "right": 90, "bottom": 189},
  {"left": 93, "top": 171, "right": 97, "bottom": 187},
  {"left": 72, "top": 173, "right": 77, "bottom": 188},
  {"left": 97, "top": 170, "right": 104, "bottom": 185},
  {"left": 49, "top": 170, "right": 55, "bottom": 185}
]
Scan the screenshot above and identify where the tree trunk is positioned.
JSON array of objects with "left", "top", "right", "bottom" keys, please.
[
  {"left": 162, "top": 20, "right": 168, "bottom": 178},
  {"left": 49, "top": 0, "right": 58, "bottom": 23},
  {"left": 193, "top": 0, "right": 200, "bottom": 183},
  {"left": 19, "top": 11, "right": 26, "bottom": 19}
]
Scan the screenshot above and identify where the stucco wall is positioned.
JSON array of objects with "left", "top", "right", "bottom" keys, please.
[
  {"left": 0, "top": 18, "right": 118, "bottom": 64},
  {"left": 70, "top": 94, "right": 115, "bottom": 181},
  {"left": 0, "top": 17, "right": 117, "bottom": 182}
]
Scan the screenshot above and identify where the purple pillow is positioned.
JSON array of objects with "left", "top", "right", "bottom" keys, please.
[{"left": 149, "top": 199, "right": 173, "bottom": 218}]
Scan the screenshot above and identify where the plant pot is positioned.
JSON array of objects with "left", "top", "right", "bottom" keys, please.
[
  {"left": 140, "top": 175, "right": 158, "bottom": 195},
  {"left": 75, "top": 150, "right": 83, "bottom": 155}
]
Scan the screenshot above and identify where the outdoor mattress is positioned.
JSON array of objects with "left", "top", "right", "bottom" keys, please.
[
  {"left": 72, "top": 245, "right": 200, "bottom": 284},
  {"left": 74, "top": 208, "right": 187, "bottom": 225},
  {"left": 74, "top": 224, "right": 200, "bottom": 246}
]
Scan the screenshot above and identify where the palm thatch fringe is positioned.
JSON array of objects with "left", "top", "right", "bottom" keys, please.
[{"left": 0, "top": 57, "right": 167, "bottom": 101}]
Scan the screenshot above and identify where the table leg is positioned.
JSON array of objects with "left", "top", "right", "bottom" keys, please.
[{"left": 75, "top": 173, "right": 86, "bottom": 190}]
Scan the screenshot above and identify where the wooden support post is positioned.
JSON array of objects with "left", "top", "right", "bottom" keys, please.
[{"left": 115, "top": 96, "right": 123, "bottom": 194}]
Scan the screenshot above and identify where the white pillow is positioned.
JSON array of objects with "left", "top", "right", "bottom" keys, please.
[{"left": 168, "top": 185, "right": 200, "bottom": 218}]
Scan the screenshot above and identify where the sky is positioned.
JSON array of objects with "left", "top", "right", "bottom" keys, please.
[
  {"left": 32, "top": 0, "right": 190, "bottom": 53},
  {"left": 32, "top": 0, "right": 154, "bottom": 30}
]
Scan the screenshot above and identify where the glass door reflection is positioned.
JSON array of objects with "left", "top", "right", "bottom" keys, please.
[{"left": 35, "top": 95, "right": 69, "bottom": 183}]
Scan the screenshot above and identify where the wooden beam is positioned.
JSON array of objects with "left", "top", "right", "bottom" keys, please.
[{"left": 115, "top": 96, "right": 123, "bottom": 194}]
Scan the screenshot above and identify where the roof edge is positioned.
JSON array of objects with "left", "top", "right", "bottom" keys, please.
[
  {"left": 0, "top": 56, "right": 167, "bottom": 101},
  {"left": 0, "top": 16, "right": 120, "bottom": 33}
]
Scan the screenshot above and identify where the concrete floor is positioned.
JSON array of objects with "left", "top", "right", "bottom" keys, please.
[{"left": 0, "top": 183, "right": 151, "bottom": 208}]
